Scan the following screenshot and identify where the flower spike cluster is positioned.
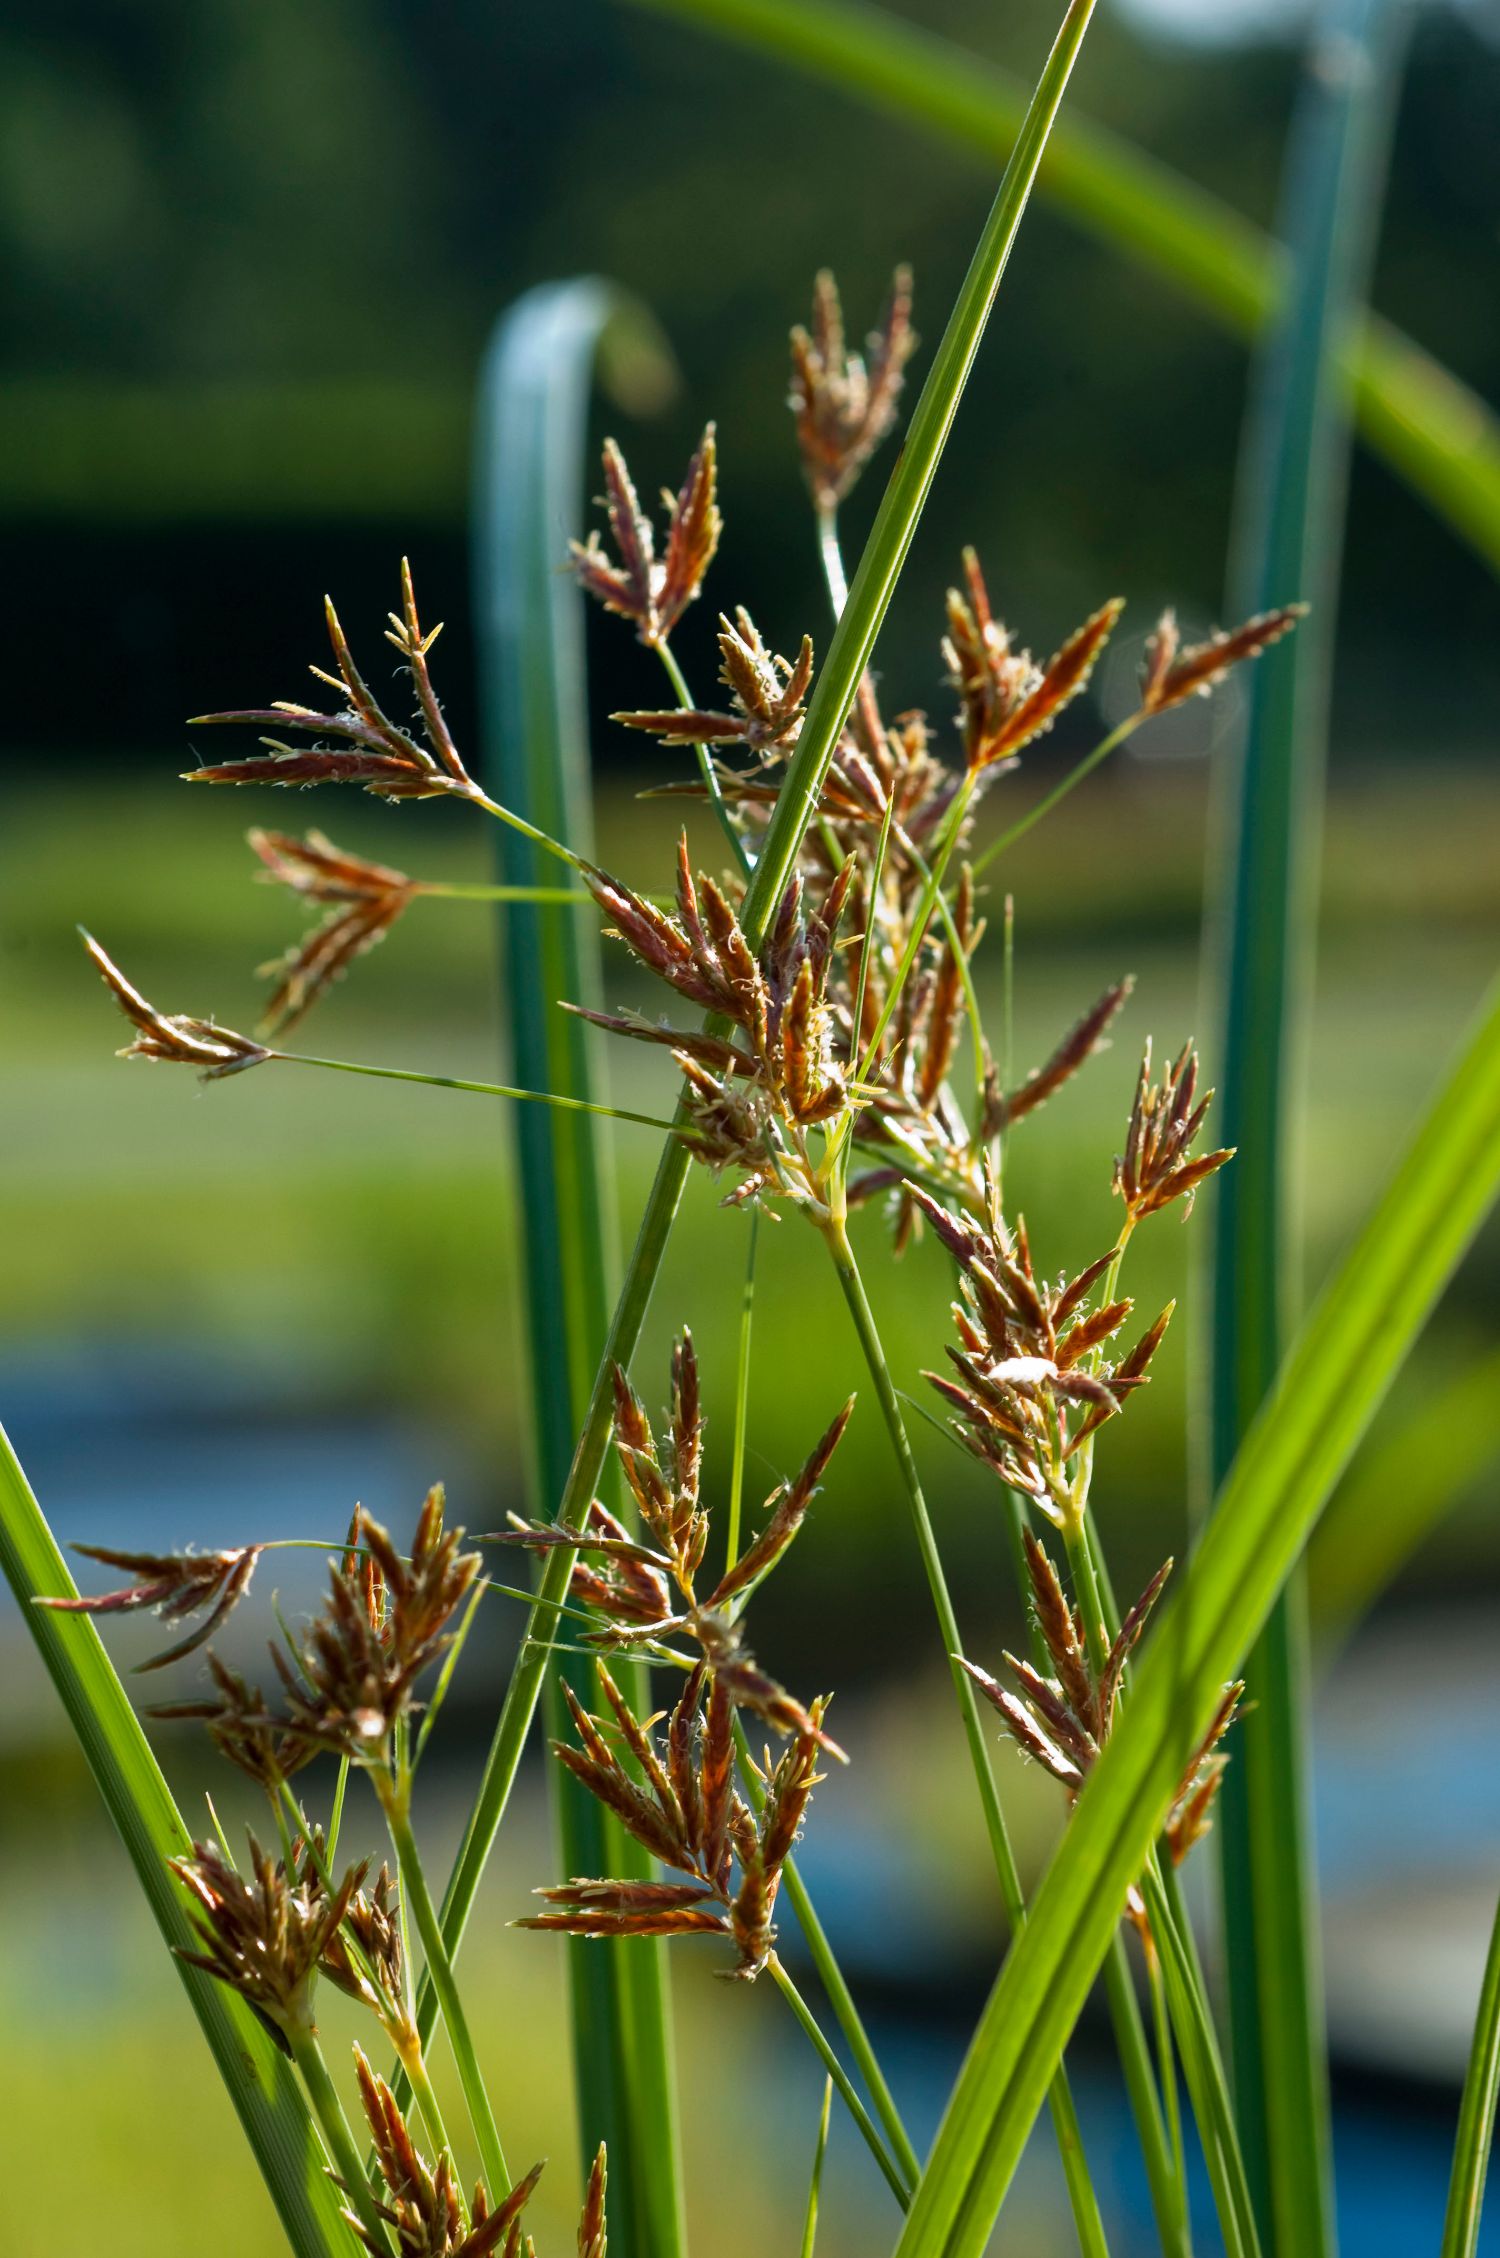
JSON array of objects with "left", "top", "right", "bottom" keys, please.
[
  {"left": 943, "top": 548, "right": 1124, "bottom": 776},
  {"left": 37, "top": 1539, "right": 263, "bottom": 1670},
  {"left": 351, "top": 2047, "right": 549, "bottom": 2258},
  {"left": 569, "top": 427, "right": 720, "bottom": 647},
  {"left": 964, "top": 1527, "right": 1243, "bottom": 1877},
  {"left": 614, "top": 608, "right": 814, "bottom": 758},
  {"left": 184, "top": 562, "right": 482, "bottom": 802},
  {"left": 272, "top": 1488, "right": 482, "bottom": 1764},
  {"left": 569, "top": 841, "right": 856, "bottom": 1213},
  {"left": 505, "top": 1335, "right": 851, "bottom": 1977},
  {"left": 914, "top": 1177, "right": 1172, "bottom": 1522},
  {"left": 169, "top": 1830, "right": 367, "bottom": 2050},
  {"left": 249, "top": 828, "right": 418, "bottom": 1035},
  {"left": 83, "top": 931, "right": 272, "bottom": 1079},
  {"left": 1139, "top": 602, "right": 1307, "bottom": 715},
  {"left": 1115, "top": 1038, "right": 1234, "bottom": 1222},
  {"left": 789, "top": 265, "right": 917, "bottom": 511}
]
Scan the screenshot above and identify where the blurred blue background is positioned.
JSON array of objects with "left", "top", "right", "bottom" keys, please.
[{"left": 2, "top": 0, "right": 1499, "bottom": 2250}]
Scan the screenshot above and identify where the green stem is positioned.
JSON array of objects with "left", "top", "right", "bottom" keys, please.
[
  {"left": 279, "top": 1052, "right": 699, "bottom": 1141},
  {"left": 1440, "top": 1879, "right": 1500, "bottom": 2258},
  {"left": 800, "top": 2077, "right": 834, "bottom": 2258},
  {"left": 1147, "top": 1935, "right": 1189, "bottom": 2233},
  {"left": 1063, "top": 1510, "right": 1255, "bottom": 2258},
  {"left": 1141, "top": 1863, "right": 1263, "bottom": 2258},
  {"left": 285, "top": 2016, "right": 396, "bottom": 2258},
  {"left": 969, "top": 715, "right": 1140, "bottom": 879},
  {"left": 468, "top": 787, "right": 587, "bottom": 875},
  {"left": 733, "top": 1715, "right": 919, "bottom": 2193},
  {"left": 768, "top": 1954, "right": 911, "bottom": 2209},
  {"left": 825, "top": 1222, "right": 1109, "bottom": 2258},
  {"left": 656, "top": 638, "right": 752, "bottom": 876},
  {"left": 725, "top": 1211, "right": 759, "bottom": 1580},
  {"left": 416, "top": 881, "right": 593, "bottom": 904},
  {"left": 378, "top": 1777, "right": 510, "bottom": 2201}
]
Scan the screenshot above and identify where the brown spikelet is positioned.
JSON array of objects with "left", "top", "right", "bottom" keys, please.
[
  {"left": 37, "top": 1539, "right": 263, "bottom": 1670},
  {"left": 1140, "top": 602, "right": 1307, "bottom": 715},
  {"left": 997, "top": 977, "right": 1134, "bottom": 1128},
  {"left": 185, "top": 566, "right": 477, "bottom": 800},
  {"left": 83, "top": 933, "right": 273, "bottom": 1079},
  {"left": 571, "top": 430, "right": 721, "bottom": 646},
  {"left": 1115, "top": 1040, "right": 1234, "bottom": 1221},
  {"left": 618, "top": 608, "right": 816, "bottom": 755},
  {"left": 790, "top": 265, "right": 916, "bottom": 510},
  {"left": 977, "top": 596, "right": 1125, "bottom": 771},
  {"left": 248, "top": 828, "right": 418, "bottom": 1035},
  {"left": 577, "top": 2147, "right": 608, "bottom": 2258},
  {"left": 943, "top": 548, "right": 1041, "bottom": 774}
]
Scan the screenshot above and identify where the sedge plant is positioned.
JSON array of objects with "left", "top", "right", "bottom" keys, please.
[{"left": 7, "top": 5, "right": 1500, "bottom": 2254}]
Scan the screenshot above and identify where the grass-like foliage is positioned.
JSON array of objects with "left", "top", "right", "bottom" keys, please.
[{"left": 5, "top": 4, "right": 1500, "bottom": 2254}]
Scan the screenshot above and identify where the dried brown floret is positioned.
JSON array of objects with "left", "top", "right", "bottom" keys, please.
[
  {"left": 249, "top": 829, "right": 418, "bottom": 1035},
  {"left": 37, "top": 1539, "right": 262, "bottom": 1670},
  {"left": 570, "top": 429, "right": 720, "bottom": 647},
  {"left": 184, "top": 563, "right": 479, "bottom": 801},
  {"left": 1114, "top": 1039, "right": 1234, "bottom": 1222},
  {"left": 169, "top": 1831, "right": 366, "bottom": 2045},
  {"left": 1138, "top": 603, "right": 1306, "bottom": 716},
  {"left": 148, "top": 1652, "right": 315, "bottom": 1792},
  {"left": 913, "top": 1182, "right": 1169, "bottom": 1518},
  {"left": 614, "top": 609, "right": 813, "bottom": 756},
  {"left": 274, "top": 1488, "right": 482, "bottom": 1762},
  {"left": 352, "top": 2045, "right": 546, "bottom": 2258},
  {"left": 790, "top": 266, "right": 916, "bottom": 511},
  {"left": 522, "top": 1663, "right": 834, "bottom": 1978},
  {"left": 320, "top": 1861, "right": 404, "bottom": 2015},
  {"left": 83, "top": 932, "right": 273, "bottom": 1079},
  {"left": 991, "top": 977, "right": 1133, "bottom": 1131},
  {"left": 943, "top": 551, "right": 1122, "bottom": 775}
]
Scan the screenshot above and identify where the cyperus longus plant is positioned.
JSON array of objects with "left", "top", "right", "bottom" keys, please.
[{"left": 7, "top": 6, "right": 1500, "bottom": 2255}]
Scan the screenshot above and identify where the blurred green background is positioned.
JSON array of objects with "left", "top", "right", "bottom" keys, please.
[{"left": 3, "top": 1, "right": 1499, "bottom": 2252}]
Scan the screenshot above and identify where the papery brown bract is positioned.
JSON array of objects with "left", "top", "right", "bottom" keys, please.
[
  {"left": 790, "top": 266, "right": 916, "bottom": 511},
  {"left": 38, "top": 1538, "right": 263, "bottom": 1669},
  {"left": 184, "top": 563, "right": 481, "bottom": 802},
  {"left": 249, "top": 828, "right": 418, "bottom": 1034},
  {"left": 83, "top": 933, "right": 274, "bottom": 1080},
  {"left": 570, "top": 429, "right": 720, "bottom": 647},
  {"left": 1115, "top": 1039, "right": 1234, "bottom": 1221},
  {"left": 1139, "top": 602, "right": 1306, "bottom": 715}
]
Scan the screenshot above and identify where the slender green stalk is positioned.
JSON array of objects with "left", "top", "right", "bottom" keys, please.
[
  {"left": 1440, "top": 1882, "right": 1500, "bottom": 2258},
  {"left": 1061, "top": 1500, "right": 1258, "bottom": 2258},
  {"left": 0, "top": 1422, "right": 357, "bottom": 2258},
  {"left": 1139, "top": 1866, "right": 1261, "bottom": 2258},
  {"left": 969, "top": 717, "right": 1138, "bottom": 880},
  {"left": 621, "top": 0, "right": 1500, "bottom": 581},
  {"left": 378, "top": 1779, "right": 510, "bottom": 2201},
  {"left": 424, "top": 0, "right": 1104, "bottom": 2077},
  {"left": 1147, "top": 1944, "right": 1186, "bottom": 2225},
  {"left": 280, "top": 1051, "right": 697, "bottom": 1139},
  {"left": 657, "top": 637, "right": 752, "bottom": 874},
  {"left": 1207, "top": 9, "right": 1408, "bottom": 2249},
  {"left": 734, "top": 1712, "right": 920, "bottom": 2195},
  {"left": 769, "top": 1956, "right": 912, "bottom": 2209},
  {"left": 285, "top": 2018, "right": 396, "bottom": 2258},
  {"left": 801, "top": 2078, "right": 835, "bottom": 2258},
  {"left": 887, "top": 969, "right": 1500, "bottom": 2258},
  {"left": 470, "top": 276, "right": 687, "bottom": 2258},
  {"left": 725, "top": 1210, "right": 760, "bottom": 1578},
  {"left": 418, "top": 881, "right": 592, "bottom": 904},
  {"left": 825, "top": 1222, "right": 1110, "bottom": 2258}
]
